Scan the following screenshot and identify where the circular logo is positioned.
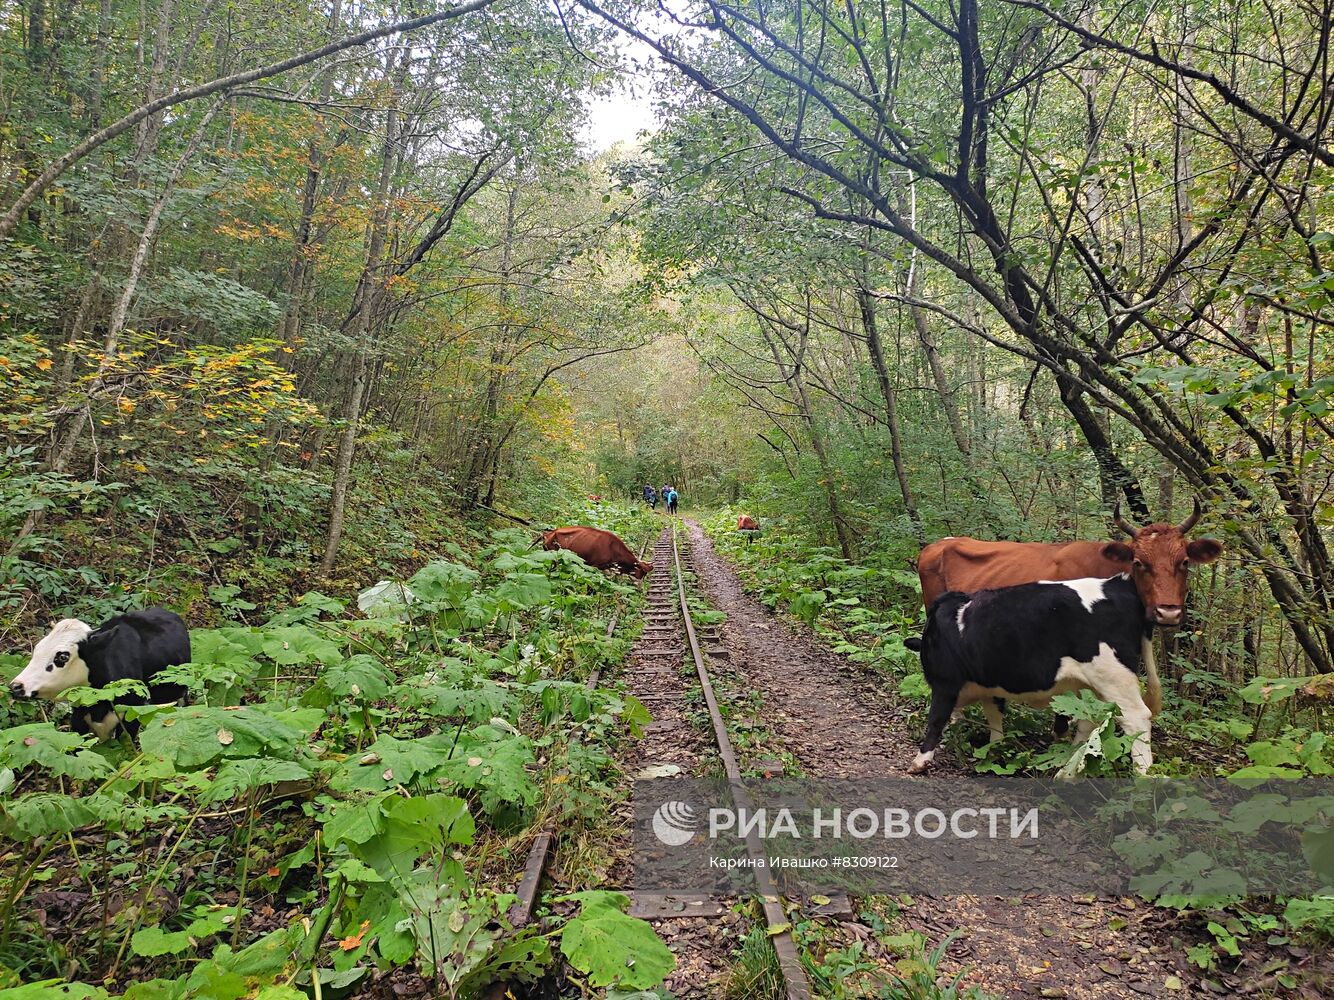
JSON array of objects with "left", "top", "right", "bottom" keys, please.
[{"left": 652, "top": 800, "right": 697, "bottom": 846}]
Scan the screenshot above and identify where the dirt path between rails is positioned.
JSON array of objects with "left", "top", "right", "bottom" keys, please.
[
  {"left": 597, "top": 527, "right": 752, "bottom": 999},
  {"left": 682, "top": 520, "right": 1194, "bottom": 1000}
]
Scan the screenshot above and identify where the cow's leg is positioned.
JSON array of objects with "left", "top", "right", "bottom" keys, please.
[
  {"left": 1072, "top": 718, "right": 1097, "bottom": 744},
  {"left": 1116, "top": 705, "right": 1152, "bottom": 774},
  {"left": 910, "top": 685, "right": 960, "bottom": 774},
  {"left": 1088, "top": 663, "right": 1153, "bottom": 774},
  {"left": 982, "top": 698, "right": 1004, "bottom": 744}
]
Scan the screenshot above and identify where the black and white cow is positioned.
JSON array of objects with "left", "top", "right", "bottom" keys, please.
[
  {"left": 9, "top": 608, "right": 190, "bottom": 739},
  {"left": 904, "top": 575, "right": 1159, "bottom": 775}
]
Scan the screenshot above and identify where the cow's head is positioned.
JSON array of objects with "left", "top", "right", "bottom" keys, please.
[
  {"left": 10, "top": 619, "right": 94, "bottom": 699},
  {"left": 636, "top": 560, "right": 654, "bottom": 579},
  {"left": 1101, "top": 501, "right": 1222, "bottom": 626}
]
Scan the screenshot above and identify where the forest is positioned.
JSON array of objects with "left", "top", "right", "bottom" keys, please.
[{"left": 1, "top": 0, "right": 1332, "bottom": 996}]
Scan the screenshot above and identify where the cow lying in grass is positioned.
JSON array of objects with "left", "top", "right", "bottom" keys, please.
[
  {"left": 905, "top": 575, "right": 1157, "bottom": 775},
  {"left": 540, "top": 526, "right": 652, "bottom": 579},
  {"left": 9, "top": 608, "right": 190, "bottom": 739}
]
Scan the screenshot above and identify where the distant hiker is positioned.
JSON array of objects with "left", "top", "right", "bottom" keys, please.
[
  {"left": 643, "top": 483, "right": 657, "bottom": 508},
  {"left": 666, "top": 487, "right": 679, "bottom": 515}
]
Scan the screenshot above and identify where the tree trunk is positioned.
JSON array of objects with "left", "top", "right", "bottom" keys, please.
[
  {"left": 45, "top": 101, "right": 220, "bottom": 478},
  {"left": 857, "top": 283, "right": 923, "bottom": 545},
  {"left": 319, "top": 56, "right": 405, "bottom": 575}
]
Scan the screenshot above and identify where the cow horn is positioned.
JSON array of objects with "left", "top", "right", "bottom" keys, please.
[
  {"left": 1176, "top": 498, "right": 1202, "bottom": 534},
  {"left": 1112, "top": 502, "right": 1139, "bottom": 537}
]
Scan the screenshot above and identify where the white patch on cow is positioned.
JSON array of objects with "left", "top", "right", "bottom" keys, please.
[
  {"left": 1055, "top": 642, "right": 1153, "bottom": 774},
  {"left": 11, "top": 619, "right": 93, "bottom": 698},
  {"left": 955, "top": 600, "right": 972, "bottom": 634},
  {"left": 908, "top": 749, "right": 936, "bottom": 774},
  {"left": 88, "top": 709, "right": 122, "bottom": 741},
  {"left": 1039, "top": 576, "right": 1110, "bottom": 613}
]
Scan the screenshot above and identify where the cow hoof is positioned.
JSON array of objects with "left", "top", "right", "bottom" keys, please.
[{"left": 907, "top": 754, "right": 933, "bottom": 775}]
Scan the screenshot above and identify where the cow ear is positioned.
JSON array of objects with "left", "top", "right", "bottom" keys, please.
[
  {"left": 1186, "top": 538, "right": 1222, "bottom": 564},
  {"left": 1101, "top": 541, "right": 1134, "bottom": 564}
]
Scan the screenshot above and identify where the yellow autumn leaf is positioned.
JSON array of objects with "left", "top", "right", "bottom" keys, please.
[{"left": 35, "top": 358, "right": 52, "bottom": 371}]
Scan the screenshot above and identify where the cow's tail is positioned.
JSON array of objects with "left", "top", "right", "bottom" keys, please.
[{"left": 1142, "top": 634, "right": 1162, "bottom": 717}]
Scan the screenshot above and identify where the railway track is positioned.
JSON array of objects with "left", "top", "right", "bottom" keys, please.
[
  {"left": 488, "top": 521, "right": 816, "bottom": 999},
  {"left": 661, "top": 522, "right": 814, "bottom": 1000}
]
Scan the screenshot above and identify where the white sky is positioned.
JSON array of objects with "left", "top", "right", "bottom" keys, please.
[
  {"left": 581, "top": 82, "right": 661, "bottom": 152},
  {"left": 577, "top": 24, "right": 670, "bottom": 154}
]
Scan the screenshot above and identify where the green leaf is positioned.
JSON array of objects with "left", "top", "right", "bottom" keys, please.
[
  {"left": 790, "top": 589, "right": 826, "bottom": 624},
  {"left": 1, "top": 793, "right": 101, "bottom": 837},
  {"left": 0, "top": 723, "right": 112, "bottom": 779},
  {"left": 204, "top": 758, "right": 312, "bottom": 803},
  {"left": 331, "top": 733, "right": 455, "bottom": 793},
  {"left": 559, "top": 895, "right": 675, "bottom": 989},
  {"left": 132, "top": 912, "right": 229, "bottom": 957},
  {"left": 322, "top": 654, "right": 392, "bottom": 702},
  {"left": 409, "top": 561, "right": 479, "bottom": 608},
  {"left": 139, "top": 706, "right": 302, "bottom": 768},
  {"left": 493, "top": 572, "right": 553, "bottom": 611},
  {"left": 434, "top": 726, "right": 537, "bottom": 813},
  {"left": 261, "top": 626, "right": 342, "bottom": 666}
]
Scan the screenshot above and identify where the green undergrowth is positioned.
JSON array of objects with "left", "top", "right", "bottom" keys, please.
[{"left": 0, "top": 506, "right": 674, "bottom": 996}]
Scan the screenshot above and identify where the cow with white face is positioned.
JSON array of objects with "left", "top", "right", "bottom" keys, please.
[
  {"left": 10, "top": 608, "right": 190, "bottom": 740},
  {"left": 905, "top": 574, "right": 1157, "bottom": 775}
]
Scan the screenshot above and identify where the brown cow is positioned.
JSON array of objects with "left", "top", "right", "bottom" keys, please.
[
  {"left": 917, "top": 503, "right": 1222, "bottom": 719},
  {"left": 541, "top": 526, "right": 652, "bottom": 579},
  {"left": 737, "top": 515, "right": 760, "bottom": 531},
  {"left": 918, "top": 502, "right": 1221, "bottom": 628}
]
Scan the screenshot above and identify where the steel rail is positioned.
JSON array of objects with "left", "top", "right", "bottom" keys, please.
[{"left": 670, "top": 522, "right": 814, "bottom": 1000}]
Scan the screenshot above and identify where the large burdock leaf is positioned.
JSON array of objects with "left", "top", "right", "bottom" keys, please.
[
  {"left": 1, "top": 793, "right": 101, "bottom": 837},
  {"left": 434, "top": 726, "right": 537, "bottom": 814},
  {"left": 260, "top": 626, "right": 341, "bottom": 666},
  {"left": 331, "top": 733, "right": 455, "bottom": 793},
  {"left": 493, "top": 573, "right": 552, "bottom": 612},
  {"left": 356, "top": 794, "right": 475, "bottom": 877},
  {"left": 322, "top": 654, "right": 392, "bottom": 702},
  {"left": 558, "top": 892, "right": 675, "bottom": 989},
  {"left": 408, "top": 561, "right": 479, "bottom": 608},
  {"left": 139, "top": 706, "right": 302, "bottom": 768},
  {"left": 203, "top": 758, "right": 312, "bottom": 803},
  {"left": 0, "top": 723, "right": 112, "bottom": 780}
]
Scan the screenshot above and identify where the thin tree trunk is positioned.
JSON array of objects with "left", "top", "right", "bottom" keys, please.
[
  {"left": 319, "top": 56, "right": 405, "bottom": 575},
  {"left": 461, "top": 183, "right": 518, "bottom": 506},
  {"left": 44, "top": 100, "right": 221, "bottom": 480},
  {"left": 281, "top": 0, "right": 344, "bottom": 347},
  {"left": 761, "top": 316, "right": 856, "bottom": 560},
  {"left": 857, "top": 283, "right": 923, "bottom": 545}
]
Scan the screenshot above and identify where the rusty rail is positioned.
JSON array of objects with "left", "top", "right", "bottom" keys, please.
[
  {"left": 488, "top": 525, "right": 814, "bottom": 1000},
  {"left": 670, "top": 523, "right": 814, "bottom": 1000}
]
